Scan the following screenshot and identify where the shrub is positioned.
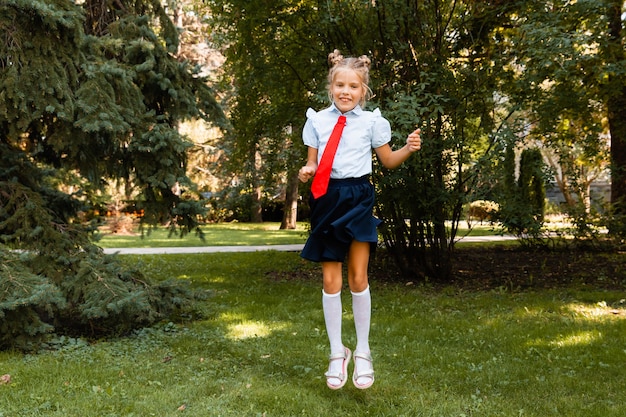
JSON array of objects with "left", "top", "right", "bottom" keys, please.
[{"left": 468, "top": 200, "right": 500, "bottom": 224}]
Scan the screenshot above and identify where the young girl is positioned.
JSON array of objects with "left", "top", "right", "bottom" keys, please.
[{"left": 298, "top": 50, "right": 421, "bottom": 390}]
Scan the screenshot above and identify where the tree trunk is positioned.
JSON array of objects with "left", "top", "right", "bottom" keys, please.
[
  {"left": 280, "top": 171, "right": 299, "bottom": 229},
  {"left": 607, "top": 1, "right": 626, "bottom": 216},
  {"left": 249, "top": 186, "right": 262, "bottom": 222},
  {"left": 250, "top": 149, "right": 263, "bottom": 222}
]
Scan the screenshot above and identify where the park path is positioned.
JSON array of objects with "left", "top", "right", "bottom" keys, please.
[{"left": 102, "top": 235, "right": 516, "bottom": 255}]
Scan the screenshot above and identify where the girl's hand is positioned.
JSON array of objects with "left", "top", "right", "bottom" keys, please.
[
  {"left": 406, "top": 128, "right": 422, "bottom": 152},
  {"left": 298, "top": 166, "right": 316, "bottom": 183}
]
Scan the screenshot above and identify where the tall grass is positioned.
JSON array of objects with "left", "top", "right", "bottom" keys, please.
[{"left": 1, "top": 252, "right": 625, "bottom": 416}]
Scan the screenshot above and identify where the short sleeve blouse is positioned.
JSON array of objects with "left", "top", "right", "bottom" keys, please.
[{"left": 302, "top": 104, "right": 391, "bottom": 179}]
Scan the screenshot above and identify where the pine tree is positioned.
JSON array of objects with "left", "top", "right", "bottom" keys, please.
[{"left": 0, "top": 0, "right": 225, "bottom": 350}]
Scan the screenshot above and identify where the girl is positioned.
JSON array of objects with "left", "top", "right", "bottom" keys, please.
[{"left": 298, "top": 50, "right": 421, "bottom": 390}]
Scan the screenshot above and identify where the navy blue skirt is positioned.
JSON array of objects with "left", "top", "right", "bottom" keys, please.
[{"left": 301, "top": 176, "right": 381, "bottom": 262}]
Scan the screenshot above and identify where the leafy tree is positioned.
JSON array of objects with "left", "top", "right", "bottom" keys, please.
[
  {"left": 317, "top": 0, "right": 519, "bottom": 281},
  {"left": 204, "top": 0, "right": 331, "bottom": 228},
  {"left": 0, "top": 0, "right": 224, "bottom": 349},
  {"left": 499, "top": 147, "right": 547, "bottom": 239},
  {"left": 605, "top": 0, "right": 626, "bottom": 223},
  {"left": 204, "top": 0, "right": 626, "bottom": 279},
  {"left": 204, "top": 0, "right": 523, "bottom": 280},
  {"left": 500, "top": 0, "right": 626, "bottom": 236}
]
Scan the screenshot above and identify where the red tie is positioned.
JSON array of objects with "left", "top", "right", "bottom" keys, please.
[{"left": 311, "top": 115, "right": 347, "bottom": 199}]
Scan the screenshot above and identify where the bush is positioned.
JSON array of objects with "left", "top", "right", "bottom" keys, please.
[
  {"left": 468, "top": 200, "right": 499, "bottom": 224},
  {"left": 499, "top": 147, "right": 547, "bottom": 237},
  {"left": 0, "top": 180, "right": 201, "bottom": 351}
]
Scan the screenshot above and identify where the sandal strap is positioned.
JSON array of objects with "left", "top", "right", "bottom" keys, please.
[
  {"left": 353, "top": 368, "right": 374, "bottom": 378},
  {"left": 353, "top": 351, "right": 373, "bottom": 362},
  {"left": 325, "top": 347, "right": 351, "bottom": 390},
  {"left": 328, "top": 350, "right": 348, "bottom": 361},
  {"left": 324, "top": 370, "right": 346, "bottom": 379},
  {"left": 353, "top": 351, "right": 375, "bottom": 378}
]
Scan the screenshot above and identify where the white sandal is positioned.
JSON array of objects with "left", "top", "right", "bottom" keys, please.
[
  {"left": 352, "top": 351, "right": 375, "bottom": 389},
  {"left": 324, "top": 347, "right": 351, "bottom": 390}
]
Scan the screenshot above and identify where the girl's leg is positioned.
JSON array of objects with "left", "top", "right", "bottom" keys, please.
[
  {"left": 321, "top": 261, "right": 347, "bottom": 388},
  {"left": 347, "top": 241, "right": 370, "bottom": 292},
  {"left": 348, "top": 241, "right": 375, "bottom": 388},
  {"left": 322, "top": 261, "right": 343, "bottom": 354}
]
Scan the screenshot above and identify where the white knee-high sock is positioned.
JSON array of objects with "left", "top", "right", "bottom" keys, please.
[
  {"left": 322, "top": 290, "right": 343, "bottom": 354},
  {"left": 352, "top": 286, "right": 371, "bottom": 353}
]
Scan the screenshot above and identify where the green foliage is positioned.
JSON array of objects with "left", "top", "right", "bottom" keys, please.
[
  {"left": 519, "top": 148, "right": 547, "bottom": 221},
  {"left": 204, "top": 0, "right": 321, "bottom": 219},
  {"left": 362, "top": 0, "right": 507, "bottom": 281},
  {"left": 0, "top": 176, "right": 201, "bottom": 350},
  {"left": 468, "top": 200, "right": 500, "bottom": 224},
  {"left": 0, "top": 247, "right": 66, "bottom": 349},
  {"left": 206, "top": 0, "right": 626, "bottom": 276},
  {"left": 501, "top": 0, "right": 622, "bottom": 229},
  {"left": 206, "top": 0, "right": 523, "bottom": 281},
  {"left": 0, "top": 0, "right": 224, "bottom": 349},
  {"left": 499, "top": 148, "right": 547, "bottom": 239}
]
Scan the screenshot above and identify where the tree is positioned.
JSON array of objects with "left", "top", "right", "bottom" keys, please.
[
  {"left": 499, "top": 147, "right": 547, "bottom": 239},
  {"left": 338, "top": 0, "right": 519, "bottom": 281},
  {"left": 204, "top": 0, "right": 626, "bottom": 279},
  {"left": 0, "top": 0, "right": 224, "bottom": 349},
  {"left": 205, "top": 0, "right": 522, "bottom": 280},
  {"left": 500, "top": 0, "right": 625, "bottom": 235},
  {"left": 604, "top": 0, "right": 626, "bottom": 228},
  {"left": 204, "top": 0, "right": 329, "bottom": 228}
]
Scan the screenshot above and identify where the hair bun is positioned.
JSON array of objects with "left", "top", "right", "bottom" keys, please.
[
  {"left": 328, "top": 49, "right": 344, "bottom": 67},
  {"left": 358, "top": 55, "right": 371, "bottom": 69}
]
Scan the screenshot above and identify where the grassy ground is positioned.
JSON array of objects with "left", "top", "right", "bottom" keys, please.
[
  {"left": 1, "top": 251, "right": 625, "bottom": 416},
  {"left": 96, "top": 222, "right": 501, "bottom": 248},
  {"left": 95, "top": 222, "right": 310, "bottom": 248}
]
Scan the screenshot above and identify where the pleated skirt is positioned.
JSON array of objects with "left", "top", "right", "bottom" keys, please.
[{"left": 300, "top": 175, "right": 381, "bottom": 263}]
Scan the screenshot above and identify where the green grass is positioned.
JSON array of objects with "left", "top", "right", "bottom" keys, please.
[
  {"left": 96, "top": 222, "right": 310, "bottom": 248},
  {"left": 96, "top": 222, "right": 501, "bottom": 248},
  {"left": 1, "top": 252, "right": 625, "bottom": 416}
]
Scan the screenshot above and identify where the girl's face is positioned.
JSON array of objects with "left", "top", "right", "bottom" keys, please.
[{"left": 330, "top": 69, "right": 365, "bottom": 113}]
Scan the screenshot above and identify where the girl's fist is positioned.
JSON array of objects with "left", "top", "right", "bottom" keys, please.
[{"left": 407, "top": 128, "right": 421, "bottom": 152}]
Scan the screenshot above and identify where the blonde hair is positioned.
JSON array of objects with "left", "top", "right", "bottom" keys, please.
[{"left": 327, "top": 49, "right": 373, "bottom": 107}]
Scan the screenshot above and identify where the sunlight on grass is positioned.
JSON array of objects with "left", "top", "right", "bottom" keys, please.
[
  {"left": 226, "top": 320, "right": 289, "bottom": 340},
  {"left": 228, "top": 321, "right": 271, "bottom": 339},
  {"left": 220, "top": 312, "right": 290, "bottom": 340},
  {"left": 526, "top": 329, "right": 602, "bottom": 349},
  {"left": 519, "top": 302, "right": 626, "bottom": 323},
  {"left": 548, "top": 330, "right": 602, "bottom": 348},
  {"left": 97, "top": 221, "right": 505, "bottom": 249},
  {"left": 565, "top": 302, "right": 626, "bottom": 321}
]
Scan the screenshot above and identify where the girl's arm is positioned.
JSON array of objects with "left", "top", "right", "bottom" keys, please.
[
  {"left": 375, "top": 128, "right": 421, "bottom": 169},
  {"left": 298, "top": 146, "right": 319, "bottom": 182}
]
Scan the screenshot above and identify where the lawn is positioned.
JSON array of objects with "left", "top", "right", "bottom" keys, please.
[
  {"left": 1, "top": 251, "right": 625, "bottom": 416},
  {"left": 96, "top": 222, "right": 310, "bottom": 248},
  {"left": 95, "top": 222, "right": 501, "bottom": 248}
]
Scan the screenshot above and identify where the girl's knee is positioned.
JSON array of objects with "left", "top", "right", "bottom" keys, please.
[
  {"left": 349, "top": 276, "right": 369, "bottom": 293},
  {"left": 322, "top": 262, "right": 343, "bottom": 293}
]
